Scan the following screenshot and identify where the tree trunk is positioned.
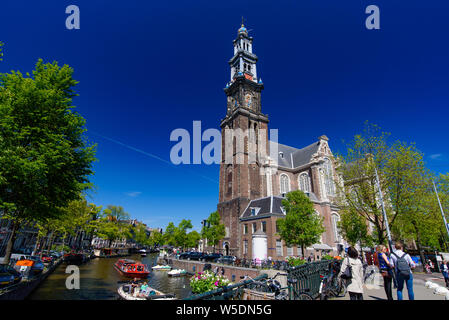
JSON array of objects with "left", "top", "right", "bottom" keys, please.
[
  {"left": 46, "top": 233, "right": 55, "bottom": 253},
  {"left": 413, "top": 223, "right": 426, "bottom": 270},
  {"left": 32, "top": 234, "right": 41, "bottom": 256},
  {"left": 3, "top": 221, "right": 19, "bottom": 266}
]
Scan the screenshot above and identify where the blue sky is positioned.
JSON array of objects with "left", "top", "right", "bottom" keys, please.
[{"left": 1, "top": 0, "right": 448, "bottom": 231}]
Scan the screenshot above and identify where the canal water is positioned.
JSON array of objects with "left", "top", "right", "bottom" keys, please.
[{"left": 28, "top": 253, "right": 192, "bottom": 300}]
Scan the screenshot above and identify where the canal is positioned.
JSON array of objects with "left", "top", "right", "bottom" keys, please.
[{"left": 28, "top": 253, "right": 192, "bottom": 300}]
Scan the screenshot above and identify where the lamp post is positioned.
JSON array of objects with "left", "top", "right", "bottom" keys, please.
[
  {"left": 433, "top": 180, "right": 449, "bottom": 239},
  {"left": 374, "top": 167, "right": 394, "bottom": 254}
]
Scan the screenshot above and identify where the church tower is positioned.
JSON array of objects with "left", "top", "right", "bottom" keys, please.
[{"left": 217, "top": 23, "right": 269, "bottom": 257}]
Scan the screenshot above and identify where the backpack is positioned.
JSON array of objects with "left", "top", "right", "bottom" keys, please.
[
  {"left": 340, "top": 258, "right": 353, "bottom": 280},
  {"left": 392, "top": 252, "right": 411, "bottom": 277}
]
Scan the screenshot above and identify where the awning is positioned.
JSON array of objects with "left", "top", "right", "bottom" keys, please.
[{"left": 312, "top": 244, "right": 333, "bottom": 251}]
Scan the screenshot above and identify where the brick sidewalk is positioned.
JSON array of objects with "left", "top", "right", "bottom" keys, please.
[{"left": 333, "top": 272, "right": 447, "bottom": 300}]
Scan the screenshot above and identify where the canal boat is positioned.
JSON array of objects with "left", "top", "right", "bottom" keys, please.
[
  {"left": 63, "top": 252, "right": 85, "bottom": 265},
  {"left": 139, "top": 249, "right": 147, "bottom": 257},
  {"left": 114, "top": 259, "right": 150, "bottom": 278},
  {"left": 14, "top": 256, "right": 45, "bottom": 276},
  {"left": 167, "top": 269, "right": 186, "bottom": 277},
  {"left": 117, "top": 284, "right": 176, "bottom": 300},
  {"left": 151, "top": 265, "right": 171, "bottom": 271}
]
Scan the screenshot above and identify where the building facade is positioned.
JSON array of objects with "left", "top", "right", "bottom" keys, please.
[{"left": 217, "top": 24, "right": 345, "bottom": 260}]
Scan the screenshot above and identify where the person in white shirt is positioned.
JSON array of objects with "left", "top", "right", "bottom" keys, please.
[
  {"left": 339, "top": 246, "right": 364, "bottom": 300},
  {"left": 389, "top": 242, "right": 415, "bottom": 300}
]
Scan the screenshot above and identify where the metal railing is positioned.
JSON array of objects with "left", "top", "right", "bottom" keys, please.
[
  {"left": 287, "top": 260, "right": 331, "bottom": 299},
  {"left": 183, "top": 273, "right": 269, "bottom": 300}
]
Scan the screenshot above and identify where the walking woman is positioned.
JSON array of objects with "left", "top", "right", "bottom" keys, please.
[
  {"left": 340, "top": 246, "right": 364, "bottom": 300},
  {"left": 441, "top": 260, "right": 449, "bottom": 288},
  {"left": 377, "top": 245, "right": 393, "bottom": 300}
]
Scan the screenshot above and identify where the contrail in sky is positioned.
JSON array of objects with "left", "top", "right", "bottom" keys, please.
[{"left": 90, "top": 131, "right": 219, "bottom": 184}]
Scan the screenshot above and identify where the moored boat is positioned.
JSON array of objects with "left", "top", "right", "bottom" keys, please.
[
  {"left": 114, "top": 259, "right": 150, "bottom": 278},
  {"left": 167, "top": 269, "right": 186, "bottom": 277},
  {"left": 117, "top": 283, "right": 176, "bottom": 300},
  {"left": 63, "top": 252, "right": 85, "bottom": 265},
  {"left": 139, "top": 249, "right": 147, "bottom": 257},
  {"left": 151, "top": 265, "right": 171, "bottom": 271}
]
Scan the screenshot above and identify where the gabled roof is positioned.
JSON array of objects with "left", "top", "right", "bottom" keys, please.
[
  {"left": 270, "top": 140, "right": 320, "bottom": 169},
  {"left": 240, "top": 196, "right": 285, "bottom": 219},
  {"left": 240, "top": 192, "right": 321, "bottom": 220}
]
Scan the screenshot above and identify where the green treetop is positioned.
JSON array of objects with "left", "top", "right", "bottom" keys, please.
[{"left": 276, "top": 190, "right": 325, "bottom": 257}]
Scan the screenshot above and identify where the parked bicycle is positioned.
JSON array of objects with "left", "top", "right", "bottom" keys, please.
[
  {"left": 241, "top": 273, "right": 313, "bottom": 300},
  {"left": 319, "top": 260, "right": 347, "bottom": 300}
]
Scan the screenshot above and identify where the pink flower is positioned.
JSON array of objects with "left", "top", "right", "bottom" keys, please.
[{"left": 214, "top": 281, "right": 219, "bottom": 286}]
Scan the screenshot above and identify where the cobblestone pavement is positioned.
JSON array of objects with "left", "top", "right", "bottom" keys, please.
[{"left": 333, "top": 272, "right": 448, "bottom": 300}]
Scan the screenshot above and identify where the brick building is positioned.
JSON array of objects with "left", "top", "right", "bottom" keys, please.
[{"left": 217, "top": 24, "right": 345, "bottom": 260}]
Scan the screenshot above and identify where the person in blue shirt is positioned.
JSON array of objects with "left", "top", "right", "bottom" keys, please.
[
  {"left": 377, "top": 245, "right": 393, "bottom": 300},
  {"left": 441, "top": 260, "right": 449, "bottom": 288}
]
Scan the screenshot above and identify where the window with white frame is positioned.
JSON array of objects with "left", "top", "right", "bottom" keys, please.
[
  {"left": 276, "top": 240, "right": 283, "bottom": 256},
  {"left": 243, "top": 240, "right": 248, "bottom": 254},
  {"left": 252, "top": 222, "right": 257, "bottom": 233},
  {"left": 287, "top": 246, "right": 294, "bottom": 256},
  {"left": 243, "top": 224, "right": 248, "bottom": 234},
  {"left": 299, "top": 172, "right": 311, "bottom": 193},
  {"left": 280, "top": 174, "right": 290, "bottom": 195}
]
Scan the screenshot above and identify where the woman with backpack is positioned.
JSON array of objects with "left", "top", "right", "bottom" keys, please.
[
  {"left": 339, "top": 246, "right": 364, "bottom": 300},
  {"left": 377, "top": 245, "right": 393, "bottom": 300},
  {"left": 390, "top": 242, "right": 416, "bottom": 300}
]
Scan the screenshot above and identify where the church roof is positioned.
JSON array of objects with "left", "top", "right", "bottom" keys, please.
[
  {"left": 269, "top": 140, "right": 320, "bottom": 169},
  {"left": 240, "top": 192, "right": 320, "bottom": 220}
]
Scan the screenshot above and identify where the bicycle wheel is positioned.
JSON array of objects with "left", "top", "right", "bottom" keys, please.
[
  {"left": 297, "top": 293, "right": 313, "bottom": 300},
  {"left": 335, "top": 279, "right": 347, "bottom": 297}
]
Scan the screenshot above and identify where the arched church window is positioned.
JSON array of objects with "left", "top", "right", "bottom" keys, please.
[
  {"left": 299, "top": 172, "right": 311, "bottom": 193},
  {"left": 323, "top": 158, "right": 335, "bottom": 196},
  {"left": 280, "top": 174, "right": 290, "bottom": 195}
]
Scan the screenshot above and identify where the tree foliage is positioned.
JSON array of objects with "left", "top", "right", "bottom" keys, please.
[
  {"left": 336, "top": 121, "right": 449, "bottom": 252},
  {"left": 277, "top": 190, "right": 325, "bottom": 257},
  {"left": 0, "top": 59, "right": 96, "bottom": 263},
  {"left": 201, "top": 211, "right": 226, "bottom": 252}
]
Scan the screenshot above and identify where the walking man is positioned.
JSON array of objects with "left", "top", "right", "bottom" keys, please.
[{"left": 390, "top": 242, "right": 415, "bottom": 300}]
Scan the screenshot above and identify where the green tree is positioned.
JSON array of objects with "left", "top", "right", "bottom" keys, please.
[
  {"left": 335, "top": 122, "right": 392, "bottom": 245},
  {"left": 0, "top": 59, "right": 96, "bottom": 264},
  {"left": 338, "top": 208, "right": 372, "bottom": 249},
  {"left": 174, "top": 219, "right": 193, "bottom": 249},
  {"left": 201, "top": 211, "right": 226, "bottom": 253},
  {"left": 149, "top": 230, "right": 164, "bottom": 247},
  {"left": 134, "top": 223, "right": 150, "bottom": 247},
  {"left": 163, "top": 222, "right": 177, "bottom": 246},
  {"left": 186, "top": 231, "right": 201, "bottom": 249},
  {"left": 276, "top": 190, "right": 325, "bottom": 257}
]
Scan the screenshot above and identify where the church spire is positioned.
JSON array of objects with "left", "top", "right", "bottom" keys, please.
[{"left": 228, "top": 21, "right": 259, "bottom": 82}]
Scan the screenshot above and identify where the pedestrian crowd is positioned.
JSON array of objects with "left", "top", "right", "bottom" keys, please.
[{"left": 337, "top": 241, "right": 448, "bottom": 300}]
